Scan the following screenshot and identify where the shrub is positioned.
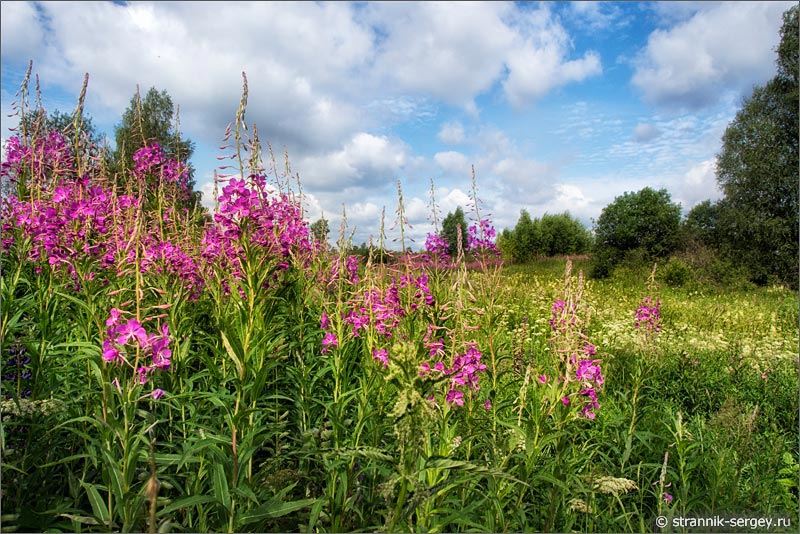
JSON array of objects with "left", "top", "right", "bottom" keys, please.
[{"left": 591, "top": 187, "right": 681, "bottom": 278}]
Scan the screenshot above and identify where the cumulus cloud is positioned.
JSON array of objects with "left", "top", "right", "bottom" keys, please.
[
  {"left": 296, "top": 132, "right": 408, "bottom": 191},
  {"left": 503, "top": 7, "right": 602, "bottom": 108},
  {"left": 672, "top": 158, "right": 723, "bottom": 209},
  {"left": 0, "top": 2, "right": 45, "bottom": 67},
  {"left": 437, "top": 121, "right": 465, "bottom": 145},
  {"left": 632, "top": 1, "right": 794, "bottom": 109},
  {"left": 434, "top": 151, "right": 471, "bottom": 177}
]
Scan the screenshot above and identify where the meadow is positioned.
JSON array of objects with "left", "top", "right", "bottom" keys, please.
[{"left": 1, "top": 84, "right": 798, "bottom": 533}]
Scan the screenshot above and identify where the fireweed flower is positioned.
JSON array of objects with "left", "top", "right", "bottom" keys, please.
[
  {"left": 446, "top": 389, "right": 465, "bottom": 407},
  {"left": 320, "top": 312, "right": 330, "bottom": 330},
  {"left": 114, "top": 319, "right": 148, "bottom": 346},
  {"left": 634, "top": 297, "right": 661, "bottom": 339},
  {"left": 321, "top": 332, "right": 338, "bottom": 353},
  {"left": 102, "top": 339, "right": 121, "bottom": 363},
  {"left": 373, "top": 348, "right": 389, "bottom": 367},
  {"left": 151, "top": 388, "right": 166, "bottom": 400}
]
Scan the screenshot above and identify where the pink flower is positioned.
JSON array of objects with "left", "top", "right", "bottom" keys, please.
[
  {"left": 105, "top": 308, "right": 123, "bottom": 327},
  {"left": 151, "top": 388, "right": 165, "bottom": 400},
  {"left": 320, "top": 312, "right": 330, "bottom": 330},
  {"left": 115, "top": 319, "right": 148, "bottom": 346},
  {"left": 561, "top": 396, "right": 570, "bottom": 406},
  {"left": 136, "top": 366, "right": 150, "bottom": 385},
  {"left": 321, "top": 332, "right": 338, "bottom": 353},
  {"left": 663, "top": 492, "right": 673, "bottom": 504},
  {"left": 446, "top": 389, "right": 464, "bottom": 407},
  {"left": 102, "top": 339, "right": 120, "bottom": 363},
  {"left": 538, "top": 375, "right": 547, "bottom": 383},
  {"left": 372, "top": 348, "right": 388, "bottom": 367},
  {"left": 483, "top": 398, "right": 492, "bottom": 410}
]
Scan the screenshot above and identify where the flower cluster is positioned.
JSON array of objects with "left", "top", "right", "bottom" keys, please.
[
  {"left": 328, "top": 273, "right": 435, "bottom": 343},
  {"left": 140, "top": 236, "right": 205, "bottom": 298},
  {"left": 132, "top": 143, "right": 166, "bottom": 174},
  {"left": 419, "top": 345, "right": 487, "bottom": 407},
  {"left": 201, "top": 175, "right": 312, "bottom": 290},
  {"left": 1, "top": 131, "right": 74, "bottom": 187},
  {"left": 574, "top": 344, "right": 604, "bottom": 419},
  {"left": 2, "top": 174, "right": 140, "bottom": 283},
  {"left": 467, "top": 219, "right": 500, "bottom": 257},
  {"left": 634, "top": 297, "right": 661, "bottom": 340},
  {"left": 102, "top": 308, "right": 172, "bottom": 392},
  {"left": 424, "top": 233, "right": 450, "bottom": 258}
]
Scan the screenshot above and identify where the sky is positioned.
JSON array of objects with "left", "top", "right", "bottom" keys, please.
[{"left": 1, "top": 1, "right": 794, "bottom": 248}]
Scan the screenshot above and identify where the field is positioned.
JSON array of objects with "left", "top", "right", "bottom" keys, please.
[{"left": 1, "top": 108, "right": 798, "bottom": 534}]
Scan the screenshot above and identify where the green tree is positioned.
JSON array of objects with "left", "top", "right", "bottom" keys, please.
[
  {"left": 682, "top": 200, "right": 720, "bottom": 248},
  {"left": 715, "top": 5, "right": 798, "bottom": 287},
  {"left": 498, "top": 210, "right": 591, "bottom": 263},
  {"left": 310, "top": 217, "right": 330, "bottom": 245},
  {"left": 114, "top": 87, "right": 200, "bottom": 210},
  {"left": 539, "top": 212, "right": 592, "bottom": 256},
  {"left": 441, "top": 207, "right": 468, "bottom": 257},
  {"left": 591, "top": 187, "right": 682, "bottom": 278}
]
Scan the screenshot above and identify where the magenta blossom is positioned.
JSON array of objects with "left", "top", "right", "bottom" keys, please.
[
  {"left": 373, "top": 348, "right": 388, "bottom": 367},
  {"left": 322, "top": 332, "right": 338, "bottom": 353},
  {"left": 115, "top": 319, "right": 148, "bottom": 346}
]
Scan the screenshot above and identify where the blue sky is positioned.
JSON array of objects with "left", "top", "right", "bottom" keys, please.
[{"left": 1, "top": 1, "right": 793, "bottom": 247}]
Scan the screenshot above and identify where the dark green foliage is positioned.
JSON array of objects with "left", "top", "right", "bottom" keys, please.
[
  {"left": 682, "top": 200, "right": 720, "bottom": 249},
  {"left": 499, "top": 210, "right": 591, "bottom": 262},
  {"left": 591, "top": 188, "right": 682, "bottom": 278},
  {"left": 441, "top": 207, "right": 467, "bottom": 257},
  {"left": 714, "top": 5, "right": 798, "bottom": 288}
]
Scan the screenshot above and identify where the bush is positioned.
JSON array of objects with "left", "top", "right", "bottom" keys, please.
[
  {"left": 661, "top": 257, "right": 693, "bottom": 287},
  {"left": 591, "top": 187, "right": 682, "bottom": 278}
]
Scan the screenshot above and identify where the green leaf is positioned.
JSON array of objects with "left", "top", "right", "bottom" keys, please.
[
  {"left": 238, "top": 498, "right": 318, "bottom": 526},
  {"left": 220, "top": 330, "right": 245, "bottom": 380},
  {"left": 157, "top": 495, "right": 218, "bottom": 517},
  {"left": 79, "top": 481, "right": 110, "bottom": 525},
  {"left": 213, "top": 462, "right": 231, "bottom": 511}
]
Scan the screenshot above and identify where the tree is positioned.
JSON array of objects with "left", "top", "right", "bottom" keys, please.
[
  {"left": 715, "top": 5, "right": 798, "bottom": 287},
  {"left": 441, "top": 207, "right": 468, "bottom": 257},
  {"left": 591, "top": 187, "right": 682, "bottom": 278},
  {"left": 498, "top": 210, "right": 591, "bottom": 263},
  {"left": 539, "top": 212, "right": 592, "bottom": 256},
  {"left": 682, "top": 199, "right": 720, "bottom": 248},
  {"left": 114, "top": 87, "right": 201, "bottom": 210},
  {"left": 310, "top": 217, "right": 330, "bottom": 245}
]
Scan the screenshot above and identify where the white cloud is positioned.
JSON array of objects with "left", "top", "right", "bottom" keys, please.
[
  {"left": 363, "top": 2, "right": 515, "bottom": 108},
  {"left": 296, "top": 132, "right": 408, "bottom": 191},
  {"left": 503, "top": 7, "right": 602, "bottom": 108},
  {"left": 567, "top": 1, "right": 629, "bottom": 32},
  {"left": 0, "top": 2, "right": 45, "bottom": 65},
  {"left": 434, "top": 151, "right": 471, "bottom": 177},
  {"left": 632, "top": 1, "right": 794, "bottom": 109},
  {"left": 673, "top": 158, "right": 723, "bottom": 209},
  {"left": 437, "top": 121, "right": 465, "bottom": 144}
]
